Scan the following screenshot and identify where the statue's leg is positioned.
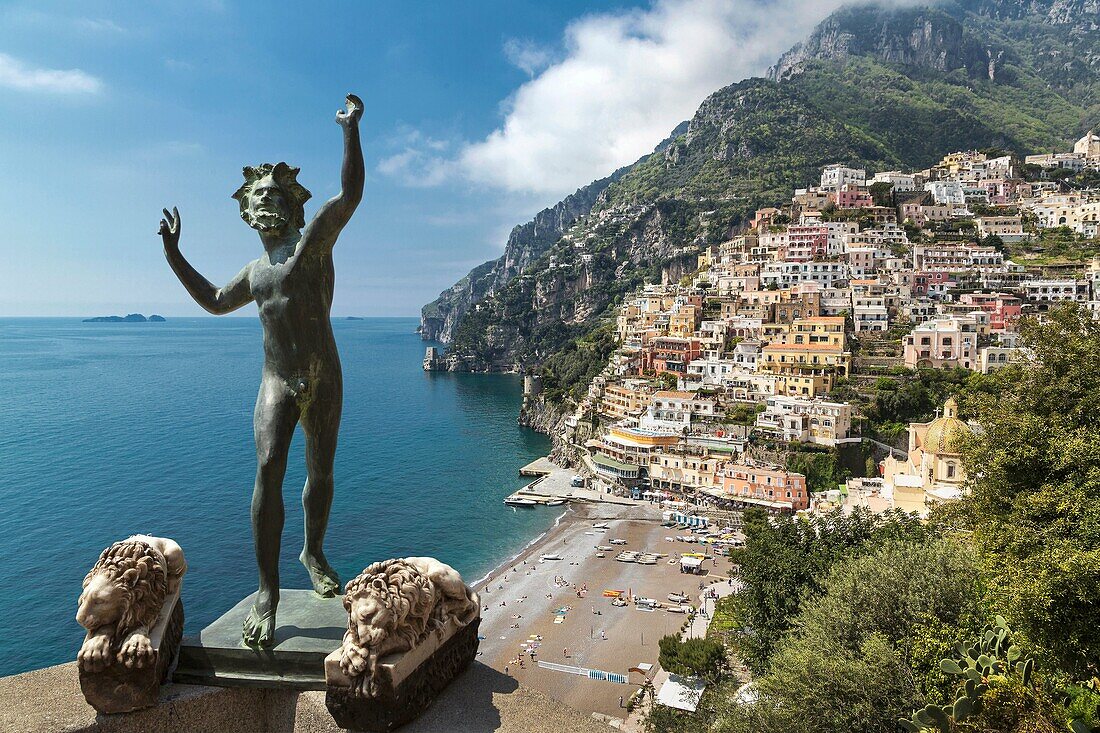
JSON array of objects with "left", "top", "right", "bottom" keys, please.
[
  {"left": 243, "top": 377, "right": 298, "bottom": 647},
  {"left": 300, "top": 386, "right": 341, "bottom": 597}
]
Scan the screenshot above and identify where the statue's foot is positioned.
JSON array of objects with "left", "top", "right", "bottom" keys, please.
[
  {"left": 242, "top": 591, "right": 277, "bottom": 647},
  {"left": 300, "top": 551, "right": 341, "bottom": 597}
]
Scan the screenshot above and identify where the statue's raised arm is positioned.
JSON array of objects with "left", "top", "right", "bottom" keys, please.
[
  {"left": 300, "top": 93, "right": 365, "bottom": 254},
  {"left": 160, "top": 207, "right": 252, "bottom": 315}
]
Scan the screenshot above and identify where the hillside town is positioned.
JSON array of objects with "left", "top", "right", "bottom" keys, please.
[{"left": 544, "top": 131, "right": 1100, "bottom": 519}]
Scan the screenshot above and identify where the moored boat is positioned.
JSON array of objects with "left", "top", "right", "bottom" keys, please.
[{"left": 504, "top": 497, "right": 537, "bottom": 506}]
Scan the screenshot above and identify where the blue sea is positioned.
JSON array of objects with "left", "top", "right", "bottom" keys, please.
[{"left": 0, "top": 317, "right": 554, "bottom": 677}]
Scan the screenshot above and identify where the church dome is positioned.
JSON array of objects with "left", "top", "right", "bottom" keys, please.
[{"left": 922, "top": 397, "right": 970, "bottom": 455}]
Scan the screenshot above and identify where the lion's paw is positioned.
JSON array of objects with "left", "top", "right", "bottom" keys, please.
[
  {"left": 117, "top": 632, "right": 155, "bottom": 668},
  {"left": 78, "top": 634, "right": 113, "bottom": 672},
  {"left": 340, "top": 646, "right": 369, "bottom": 677}
]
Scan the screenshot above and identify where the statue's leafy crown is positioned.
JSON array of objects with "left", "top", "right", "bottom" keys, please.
[{"left": 231, "top": 162, "right": 312, "bottom": 229}]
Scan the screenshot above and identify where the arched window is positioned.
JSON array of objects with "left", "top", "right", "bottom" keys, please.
[{"left": 946, "top": 463, "right": 956, "bottom": 479}]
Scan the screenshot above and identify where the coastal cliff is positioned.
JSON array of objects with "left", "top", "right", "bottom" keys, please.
[
  {"left": 420, "top": 124, "right": 690, "bottom": 345},
  {"left": 420, "top": 174, "right": 620, "bottom": 344},
  {"left": 422, "top": 0, "right": 1097, "bottom": 429}
]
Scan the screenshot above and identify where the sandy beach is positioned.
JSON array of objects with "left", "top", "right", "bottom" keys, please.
[{"left": 473, "top": 502, "right": 734, "bottom": 720}]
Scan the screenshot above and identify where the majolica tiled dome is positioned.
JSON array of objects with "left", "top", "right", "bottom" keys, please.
[{"left": 922, "top": 397, "right": 970, "bottom": 455}]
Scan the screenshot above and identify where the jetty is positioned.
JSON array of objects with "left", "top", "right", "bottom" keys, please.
[{"left": 505, "top": 457, "right": 638, "bottom": 507}]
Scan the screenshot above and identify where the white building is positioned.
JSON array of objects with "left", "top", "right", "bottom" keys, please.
[
  {"left": 760, "top": 261, "right": 850, "bottom": 289},
  {"left": 871, "top": 171, "right": 916, "bottom": 192},
  {"left": 979, "top": 346, "right": 1021, "bottom": 373},
  {"left": 638, "top": 390, "right": 718, "bottom": 431},
  {"left": 1021, "top": 279, "right": 1090, "bottom": 305},
  {"left": 925, "top": 180, "right": 966, "bottom": 206},
  {"left": 821, "top": 164, "right": 866, "bottom": 191},
  {"left": 754, "top": 395, "right": 854, "bottom": 447},
  {"left": 852, "top": 294, "right": 890, "bottom": 332}
]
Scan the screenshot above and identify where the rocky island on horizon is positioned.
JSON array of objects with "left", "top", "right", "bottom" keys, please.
[{"left": 82, "top": 313, "right": 166, "bottom": 323}]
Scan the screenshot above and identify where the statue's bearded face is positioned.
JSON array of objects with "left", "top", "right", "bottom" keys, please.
[{"left": 245, "top": 175, "right": 291, "bottom": 232}]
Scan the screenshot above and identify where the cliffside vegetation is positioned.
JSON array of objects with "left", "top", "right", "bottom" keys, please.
[{"left": 425, "top": 0, "right": 1097, "bottom": 412}]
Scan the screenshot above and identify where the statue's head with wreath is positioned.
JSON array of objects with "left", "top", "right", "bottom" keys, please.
[{"left": 232, "top": 162, "right": 312, "bottom": 233}]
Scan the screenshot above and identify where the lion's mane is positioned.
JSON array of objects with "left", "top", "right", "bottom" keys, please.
[
  {"left": 83, "top": 539, "right": 169, "bottom": 637},
  {"left": 343, "top": 558, "right": 436, "bottom": 654}
]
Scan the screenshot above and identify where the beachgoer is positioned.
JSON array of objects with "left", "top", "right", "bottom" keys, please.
[{"left": 563, "top": 647, "right": 568, "bottom": 658}]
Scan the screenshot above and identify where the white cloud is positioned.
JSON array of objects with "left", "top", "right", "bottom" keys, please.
[
  {"left": 381, "top": 0, "right": 853, "bottom": 201},
  {"left": 74, "top": 18, "right": 126, "bottom": 34},
  {"left": 0, "top": 52, "right": 103, "bottom": 94},
  {"left": 376, "top": 130, "right": 455, "bottom": 187},
  {"left": 503, "top": 38, "right": 555, "bottom": 77}
]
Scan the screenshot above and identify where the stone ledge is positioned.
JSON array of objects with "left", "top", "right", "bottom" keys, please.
[{"left": 0, "top": 660, "right": 611, "bottom": 733}]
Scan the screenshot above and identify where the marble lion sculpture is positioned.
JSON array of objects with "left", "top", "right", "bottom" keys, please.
[
  {"left": 76, "top": 535, "right": 187, "bottom": 672},
  {"left": 338, "top": 557, "right": 479, "bottom": 697}
]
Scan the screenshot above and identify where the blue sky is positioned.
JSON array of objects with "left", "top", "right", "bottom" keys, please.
[{"left": 0, "top": 0, "right": 846, "bottom": 317}]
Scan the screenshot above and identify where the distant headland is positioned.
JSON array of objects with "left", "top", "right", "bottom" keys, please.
[{"left": 82, "top": 313, "right": 166, "bottom": 323}]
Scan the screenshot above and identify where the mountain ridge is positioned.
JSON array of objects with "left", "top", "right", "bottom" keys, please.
[{"left": 420, "top": 0, "right": 1097, "bottom": 399}]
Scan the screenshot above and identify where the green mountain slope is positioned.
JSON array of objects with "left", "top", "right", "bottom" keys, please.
[{"left": 427, "top": 0, "right": 1098, "bottom": 407}]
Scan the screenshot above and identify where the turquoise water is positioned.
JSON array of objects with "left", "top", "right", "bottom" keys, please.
[{"left": 0, "top": 317, "right": 553, "bottom": 677}]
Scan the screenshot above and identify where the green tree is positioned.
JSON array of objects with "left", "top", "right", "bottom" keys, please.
[
  {"left": 719, "top": 540, "right": 986, "bottom": 733},
  {"left": 658, "top": 635, "right": 728, "bottom": 681},
  {"left": 729, "top": 508, "right": 930, "bottom": 673},
  {"left": 959, "top": 304, "right": 1100, "bottom": 677}
]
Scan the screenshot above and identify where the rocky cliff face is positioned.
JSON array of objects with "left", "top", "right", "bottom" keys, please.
[
  {"left": 421, "top": 0, "right": 1097, "bottom": 419},
  {"left": 419, "top": 174, "right": 621, "bottom": 343},
  {"left": 767, "top": 6, "right": 988, "bottom": 81}
]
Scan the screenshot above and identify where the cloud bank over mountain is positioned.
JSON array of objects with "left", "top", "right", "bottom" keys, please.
[{"left": 381, "top": 0, "right": 856, "bottom": 200}]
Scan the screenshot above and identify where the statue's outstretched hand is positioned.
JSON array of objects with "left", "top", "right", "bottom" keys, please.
[
  {"left": 159, "top": 207, "right": 180, "bottom": 252},
  {"left": 336, "top": 93, "right": 363, "bottom": 128}
]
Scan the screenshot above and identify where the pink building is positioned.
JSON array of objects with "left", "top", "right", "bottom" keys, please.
[
  {"left": 835, "top": 184, "right": 873, "bottom": 209},
  {"left": 978, "top": 178, "right": 1022, "bottom": 205},
  {"left": 643, "top": 337, "right": 703, "bottom": 375},
  {"left": 956, "top": 292, "right": 1023, "bottom": 331},
  {"left": 751, "top": 207, "right": 780, "bottom": 230},
  {"left": 911, "top": 271, "right": 953, "bottom": 297},
  {"left": 903, "top": 316, "right": 979, "bottom": 370},
  {"left": 785, "top": 225, "right": 828, "bottom": 261},
  {"left": 717, "top": 459, "right": 809, "bottom": 512}
]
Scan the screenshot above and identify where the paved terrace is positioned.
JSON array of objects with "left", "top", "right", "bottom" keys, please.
[
  {"left": 0, "top": 660, "right": 611, "bottom": 733},
  {"left": 509, "top": 457, "right": 639, "bottom": 506}
]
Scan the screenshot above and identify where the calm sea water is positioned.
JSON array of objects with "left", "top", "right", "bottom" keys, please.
[{"left": 0, "top": 317, "right": 553, "bottom": 677}]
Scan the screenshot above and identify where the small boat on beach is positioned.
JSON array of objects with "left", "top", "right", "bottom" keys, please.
[
  {"left": 547, "top": 499, "right": 566, "bottom": 506},
  {"left": 539, "top": 554, "right": 563, "bottom": 562},
  {"left": 504, "top": 497, "right": 537, "bottom": 507},
  {"left": 593, "top": 522, "right": 610, "bottom": 529}
]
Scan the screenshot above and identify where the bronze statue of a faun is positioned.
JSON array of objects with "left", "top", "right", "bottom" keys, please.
[{"left": 160, "top": 94, "right": 365, "bottom": 646}]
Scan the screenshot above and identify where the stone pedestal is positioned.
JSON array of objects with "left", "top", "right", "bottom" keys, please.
[
  {"left": 79, "top": 590, "right": 184, "bottom": 714},
  {"left": 174, "top": 590, "right": 345, "bottom": 690},
  {"left": 324, "top": 617, "right": 480, "bottom": 732}
]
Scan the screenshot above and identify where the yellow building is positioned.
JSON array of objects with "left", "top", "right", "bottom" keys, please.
[
  {"left": 881, "top": 398, "right": 972, "bottom": 517},
  {"left": 669, "top": 305, "right": 700, "bottom": 338},
  {"left": 600, "top": 381, "right": 653, "bottom": 420},
  {"left": 787, "top": 316, "right": 845, "bottom": 346},
  {"left": 758, "top": 342, "right": 851, "bottom": 396},
  {"left": 649, "top": 451, "right": 725, "bottom": 494},
  {"left": 584, "top": 425, "right": 680, "bottom": 481}
]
